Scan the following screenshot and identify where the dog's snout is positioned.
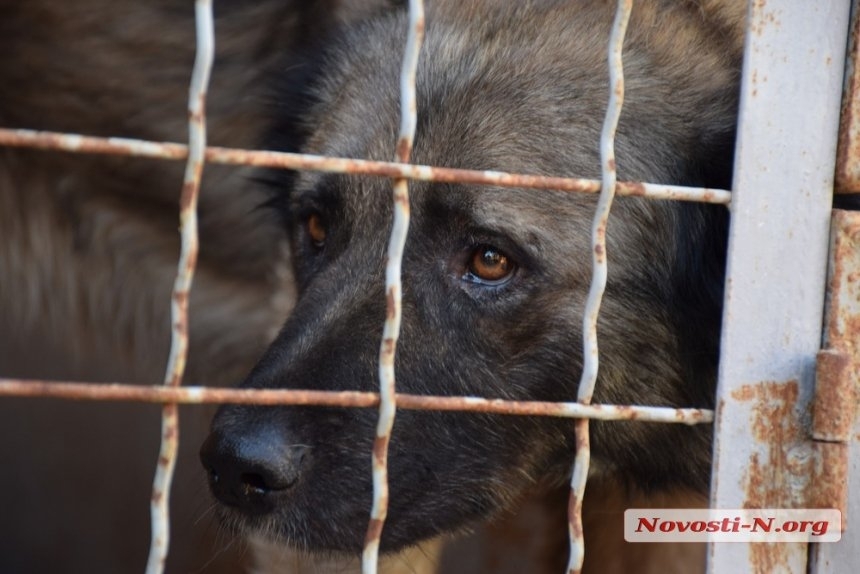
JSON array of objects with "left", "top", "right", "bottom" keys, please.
[{"left": 200, "top": 428, "right": 307, "bottom": 516}]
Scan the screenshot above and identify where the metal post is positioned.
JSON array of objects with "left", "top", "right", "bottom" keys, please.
[{"left": 708, "top": 1, "right": 851, "bottom": 572}]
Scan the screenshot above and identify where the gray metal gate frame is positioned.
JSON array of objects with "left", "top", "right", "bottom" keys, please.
[{"left": 710, "top": 1, "right": 858, "bottom": 572}]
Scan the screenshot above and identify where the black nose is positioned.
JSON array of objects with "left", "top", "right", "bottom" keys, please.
[{"left": 199, "top": 426, "right": 308, "bottom": 516}]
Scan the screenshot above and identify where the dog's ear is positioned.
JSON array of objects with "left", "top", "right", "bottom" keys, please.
[
  {"left": 256, "top": 45, "right": 322, "bottom": 221},
  {"left": 667, "top": 119, "right": 733, "bottom": 403},
  {"left": 258, "top": 0, "right": 405, "bottom": 221}
]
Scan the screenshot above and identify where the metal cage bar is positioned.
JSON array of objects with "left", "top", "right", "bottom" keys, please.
[
  {"left": 363, "top": 1, "right": 425, "bottom": 571},
  {"left": 0, "top": 128, "right": 731, "bottom": 203},
  {"left": 810, "top": 209, "right": 860, "bottom": 572},
  {"left": 145, "top": 2, "right": 214, "bottom": 573},
  {"left": 708, "top": 1, "right": 852, "bottom": 572},
  {"left": 566, "top": 1, "right": 632, "bottom": 572},
  {"left": 0, "top": 379, "right": 714, "bottom": 423}
]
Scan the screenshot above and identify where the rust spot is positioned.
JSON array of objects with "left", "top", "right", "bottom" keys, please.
[
  {"left": 825, "top": 213, "right": 860, "bottom": 415},
  {"left": 614, "top": 404, "right": 637, "bottom": 420},
  {"left": 594, "top": 244, "right": 604, "bottom": 257},
  {"left": 622, "top": 181, "right": 646, "bottom": 196},
  {"left": 812, "top": 350, "right": 852, "bottom": 441},
  {"left": 836, "top": 9, "right": 860, "bottom": 193},
  {"left": 736, "top": 381, "right": 811, "bottom": 570},
  {"left": 188, "top": 99, "right": 206, "bottom": 124},
  {"left": 184, "top": 246, "right": 199, "bottom": 274},
  {"left": 372, "top": 435, "right": 389, "bottom": 466},
  {"left": 172, "top": 290, "right": 189, "bottom": 307},
  {"left": 382, "top": 337, "right": 395, "bottom": 356},
  {"left": 809, "top": 442, "right": 849, "bottom": 529},
  {"left": 395, "top": 137, "right": 411, "bottom": 163},
  {"left": 606, "top": 158, "right": 616, "bottom": 172},
  {"left": 393, "top": 187, "right": 410, "bottom": 208},
  {"left": 575, "top": 418, "right": 590, "bottom": 450},
  {"left": 180, "top": 180, "right": 198, "bottom": 211},
  {"left": 386, "top": 287, "right": 397, "bottom": 320},
  {"left": 364, "top": 517, "right": 385, "bottom": 547},
  {"left": 729, "top": 385, "right": 755, "bottom": 402},
  {"left": 568, "top": 496, "right": 584, "bottom": 542},
  {"left": 152, "top": 490, "right": 163, "bottom": 504},
  {"left": 743, "top": 381, "right": 803, "bottom": 501}
]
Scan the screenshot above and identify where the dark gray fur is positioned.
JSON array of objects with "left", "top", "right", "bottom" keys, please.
[{"left": 202, "top": 0, "right": 744, "bottom": 556}]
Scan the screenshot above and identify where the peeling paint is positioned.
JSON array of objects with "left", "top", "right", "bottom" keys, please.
[{"left": 731, "top": 381, "right": 812, "bottom": 572}]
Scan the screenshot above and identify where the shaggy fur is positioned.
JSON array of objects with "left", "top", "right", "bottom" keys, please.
[
  {"left": 202, "top": 0, "right": 747, "bottom": 563},
  {"left": 0, "top": 1, "right": 387, "bottom": 572}
]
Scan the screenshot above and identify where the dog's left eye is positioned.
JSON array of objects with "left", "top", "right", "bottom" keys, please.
[{"left": 464, "top": 245, "right": 516, "bottom": 285}]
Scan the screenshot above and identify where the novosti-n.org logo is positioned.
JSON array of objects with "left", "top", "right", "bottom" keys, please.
[{"left": 624, "top": 509, "right": 841, "bottom": 543}]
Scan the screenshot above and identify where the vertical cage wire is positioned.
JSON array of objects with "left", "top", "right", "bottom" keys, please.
[
  {"left": 362, "top": 1, "right": 425, "bottom": 573},
  {"left": 145, "top": 1, "right": 213, "bottom": 573},
  {"left": 566, "top": 0, "right": 633, "bottom": 572}
]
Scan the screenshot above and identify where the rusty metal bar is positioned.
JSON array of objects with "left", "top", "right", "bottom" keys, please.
[
  {"left": 145, "top": 2, "right": 213, "bottom": 573},
  {"left": 567, "top": 2, "right": 632, "bottom": 573},
  {"left": 809, "top": 209, "right": 860, "bottom": 571},
  {"left": 363, "top": 2, "right": 425, "bottom": 572},
  {"left": 708, "top": 1, "right": 851, "bottom": 573},
  {"left": 835, "top": 0, "right": 860, "bottom": 193},
  {"left": 0, "top": 379, "right": 714, "bottom": 423},
  {"left": 0, "top": 128, "right": 731, "bottom": 204}
]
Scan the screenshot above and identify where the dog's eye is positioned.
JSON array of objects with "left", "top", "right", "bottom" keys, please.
[
  {"left": 465, "top": 245, "right": 516, "bottom": 285},
  {"left": 305, "top": 213, "right": 327, "bottom": 248}
]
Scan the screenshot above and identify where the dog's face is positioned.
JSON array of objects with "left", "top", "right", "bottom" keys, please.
[{"left": 201, "top": 1, "right": 738, "bottom": 554}]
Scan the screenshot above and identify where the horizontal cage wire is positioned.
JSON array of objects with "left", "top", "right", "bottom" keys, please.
[
  {"left": 0, "top": 380, "right": 715, "bottom": 423},
  {"left": 0, "top": 129, "right": 731, "bottom": 203},
  {"left": 0, "top": 0, "right": 749, "bottom": 573}
]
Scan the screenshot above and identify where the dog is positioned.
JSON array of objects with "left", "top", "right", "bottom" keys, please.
[{"left": 201, "top": 0, "right": 748, "bottom": 568}]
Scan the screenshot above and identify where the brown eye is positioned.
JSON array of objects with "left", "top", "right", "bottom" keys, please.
[
  {"left": 306, "top": 213, "right": 327, "bottom": 247},
  {"left": 467, "top": 245, "right": 515, "bottom": 284}
]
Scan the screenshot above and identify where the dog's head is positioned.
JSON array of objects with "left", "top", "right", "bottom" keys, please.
[{"left": 201, "top": 0, "right": 740, "bottom": 554}]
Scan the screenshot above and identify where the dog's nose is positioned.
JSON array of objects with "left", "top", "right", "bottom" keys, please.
[{"left": 199, "top": 427, "right": 307, "bottom": 516}]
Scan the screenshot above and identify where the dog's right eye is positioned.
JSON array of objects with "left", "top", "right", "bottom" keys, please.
[{"left": 304, "top": 212, "right": 327, "bottom": 248}]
